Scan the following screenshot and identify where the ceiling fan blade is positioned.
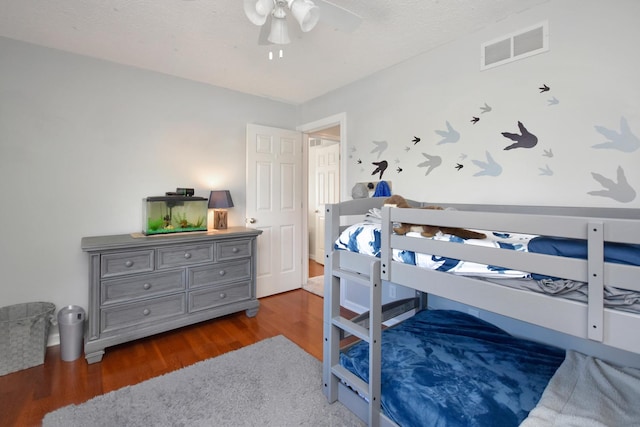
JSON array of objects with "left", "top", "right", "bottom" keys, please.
[
  {"left": 257, "top": 15, "right": 271, "bottom": 45},
  {"left": 315, "top": 0, "right": 362, "bottom": 33}
]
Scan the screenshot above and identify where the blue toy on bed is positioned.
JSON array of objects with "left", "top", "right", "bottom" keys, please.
[{"left": 340, "top": 310, "right": 565, "bottom": 427}]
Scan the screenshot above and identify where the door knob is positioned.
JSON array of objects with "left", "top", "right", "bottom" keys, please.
[{"left": 247, "top": 218, "right": 256, "bottom": 224}]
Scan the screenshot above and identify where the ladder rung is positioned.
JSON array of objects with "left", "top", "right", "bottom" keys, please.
[
  {"left": 331, "top": 269, "right": 371, "bottom": 287},
  {"left": 332, "top": 316, "right": 370, "bottom": 342},
  {"left": 331, "top": 364, "right": 370, "bottom": 400}
]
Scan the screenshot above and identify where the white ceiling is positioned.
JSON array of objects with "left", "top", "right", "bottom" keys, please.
[{"left": 0, "top": 0, "right": 549, "bottom": 105}]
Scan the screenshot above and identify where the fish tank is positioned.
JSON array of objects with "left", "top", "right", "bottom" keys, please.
[{"left": 143, "top": 196, "right": 208, "bottom": 235}]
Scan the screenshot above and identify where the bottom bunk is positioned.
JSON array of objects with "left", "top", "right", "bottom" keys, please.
[{"left": 332, "top": 306, "right": 640, "bottom": 427}]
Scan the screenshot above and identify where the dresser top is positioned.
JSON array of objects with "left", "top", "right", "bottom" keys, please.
[{"left": 82, "top": 227, "right": 262, "bottom": 252}]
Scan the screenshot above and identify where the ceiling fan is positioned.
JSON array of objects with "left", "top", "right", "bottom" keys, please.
[{"left": 243, "top": 0, "right": 362, "bottom": 45}]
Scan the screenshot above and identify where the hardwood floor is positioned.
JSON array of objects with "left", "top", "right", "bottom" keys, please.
[
  {"left": 309, "top": 258, "right": 324, "bottom": 277},
  {"left": 0, "top": 289, "right": 325, "bottom": 427}
]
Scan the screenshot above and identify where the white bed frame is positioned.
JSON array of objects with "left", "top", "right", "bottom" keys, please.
[{"left": 322, "top": 198, "right": 640, "bottom": 427}]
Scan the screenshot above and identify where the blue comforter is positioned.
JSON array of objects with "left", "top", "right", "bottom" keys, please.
[{"left": 340, "top": 310, "right": 565, "bottom": 427}]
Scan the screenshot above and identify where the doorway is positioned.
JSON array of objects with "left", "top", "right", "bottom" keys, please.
[{"left": 298, "top": 113, "right": 347, "bottom": 289}]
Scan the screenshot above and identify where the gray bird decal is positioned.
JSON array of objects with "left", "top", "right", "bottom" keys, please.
[
  {"left": 472, "top": 151, "right": 502, "bottom": 177},
  {"left": 435, "top": 121, "right": 460, "bottom": 145},
  {"left": 588, "top": 166, "right": 636, "bottom": 203},
  {"left": 592, "top": 117, "right": 640, "bottom": 153},
  {"left": 547, "top": 97, "right": 559, "bottom": 106},
  {"left": 543, "top": 149, "right": 554, "bottom": 158},
  {"left": 371, "top": 160, "right": 388, "bottom": 179},
  {"left": 502, "top": 121, "right": 538, "bottom": 150},
  {"left": 417, "top": 153, "right": 442, "bottom": 176},
  {"left": 539, "top": 165, "right": 553, "bottom": 176},
  {"left": 370, "top": 140, "right": 388, "bottom": 158},
  {"left": 480, "top": 103, "right": 492, "bottom": 114}
]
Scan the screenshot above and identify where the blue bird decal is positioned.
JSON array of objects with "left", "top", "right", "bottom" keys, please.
[
  {"left": 472, "top": 151, "right": 502, "bottom": 177},
  {"left": 435, "top": 121, "right": 460, "bottom": 144},
  {"left": 592, "top": 117, "right": 640, "bottom": 153}
]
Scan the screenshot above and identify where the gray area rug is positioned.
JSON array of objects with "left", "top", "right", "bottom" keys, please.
[
  {"left": 303, "top": 275, "right": 324, "bottom": 297},
  {"left": 43, "top": 335, "right": 363, "bottom": 427}
]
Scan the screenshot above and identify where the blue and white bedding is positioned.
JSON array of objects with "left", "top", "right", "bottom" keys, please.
[
  {"left": 340, "top": 309, "right": 565, "bottom": 427},
  {"left": 334, "top": 219, "right": 640, "bottom": 311},
  {"left": 334, "top": 221, "right": 533, "bottom": 278}
]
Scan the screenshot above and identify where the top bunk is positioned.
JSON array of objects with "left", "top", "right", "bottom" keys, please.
[{"left": 378, "top": 201, "right": 640, "bottom": 354}]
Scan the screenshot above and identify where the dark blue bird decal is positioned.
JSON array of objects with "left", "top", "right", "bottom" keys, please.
[
  {"left": 371, "top": 160, "right": 388, "bottom": 179},
  {"left": 471, "top": 117, "right": 479, "bottom": 124},
  {"left": 455, "top": 163, "right": 464, "bottom": 171},
  {"left": 502, "top": 121, "right": 538, "bottom": 150},
  {"left": 412, "top": 136, "right": 421, "bottom": 145},
  {"left": 396, "top": 167, "right": 403, "bottom": 173},
  {"left": 539, "top": 84, "right": 550, "bottom": 93}
]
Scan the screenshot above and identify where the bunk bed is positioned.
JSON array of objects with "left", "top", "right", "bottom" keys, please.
[{"left": 322, "top": 197, "right": 640, "bottom": 427}]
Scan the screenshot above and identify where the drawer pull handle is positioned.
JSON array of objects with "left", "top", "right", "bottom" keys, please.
[
  {"left": 232, "top": 247, "right": 239, "bottom": 253},
  {"left": 184, "top": 252, "right": 192, "bottom": 259},
  {"left": 143, "top": 283, "right": 151, "bottom": 290},
  {"left": 219, "top": 293, "right": 226, "bottom": 299},
  {"left": 219, "top": 270, "right": 226, "bottom": 276},
  {"left": 142, "top": 308, "right": 151, "bottom": 316},
  {"left": 125, "top": 260, "right": 134, "bottom": 268}
]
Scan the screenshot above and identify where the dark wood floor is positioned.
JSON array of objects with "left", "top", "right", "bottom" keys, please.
[
  {"left": 309, "top": 258, "right": 324, "bottom": 277},
  {"left": 0, "top": 288, "right": 328, "bottom": 427}
]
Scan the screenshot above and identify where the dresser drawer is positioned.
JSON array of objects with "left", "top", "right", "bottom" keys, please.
[
  {"left": 101, "top": 270, "right": 186, "bottom": 305},
  {"left": 101, "top": 250, "right": 154, "bottom": 278},
  {"left": 100, "top": 294, "right": 186, "bottom": 334},
  {"left": 216, "top": 239, "right": 252, "bottom": 261},
  {"left": 156, "top": 243, "right": 214, "bottom": 269},
  {"left": 188, "top": 260, "right": 251, "bottom": 289},
  {"left": 189, "top": 282, "right": 252, "bottom": 312}
]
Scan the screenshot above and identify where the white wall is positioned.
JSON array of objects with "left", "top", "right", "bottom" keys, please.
[
  {"left": 301, "top": 0, "right": 640, "bottom": 208},
  {"left": 300, "top": 0, "right": 640, "bottom": 342},
  {"left": 0, "top": 37, "right": 297, "bottom": 340}
]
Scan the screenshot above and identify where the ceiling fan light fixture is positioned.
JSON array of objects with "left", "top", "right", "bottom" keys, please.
[
  {"left": 288, "top": 0, "right": 319, "bottom": 32},
  {"left": 268, "top": 16, "right": 291, "bottom": 45},
  {"left": 244, "top": 0, "right": 275, "bottom": 26}
]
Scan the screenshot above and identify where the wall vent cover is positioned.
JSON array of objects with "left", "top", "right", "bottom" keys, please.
[{"left": 481, "top": 21, "right": 549, "bottom": 70}]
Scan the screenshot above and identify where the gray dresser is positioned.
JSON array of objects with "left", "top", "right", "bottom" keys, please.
[{"left": 81, "top": 227, "right": 262, "bottom": 363}]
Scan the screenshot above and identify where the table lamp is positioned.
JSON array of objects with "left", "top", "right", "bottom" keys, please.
[{"left": 209, "top": 190, "right": 234, "bottom": 229}]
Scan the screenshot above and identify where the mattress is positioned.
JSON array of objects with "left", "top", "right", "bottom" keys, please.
[
  {"left": 334, "top": 221, "right": 640, "bottom": 312},
  {"left": 340, "top": 309, "right": 565, "bottom": 427},
  {"left": 334, "top": 222, "right": 532, "bottom": 278}
]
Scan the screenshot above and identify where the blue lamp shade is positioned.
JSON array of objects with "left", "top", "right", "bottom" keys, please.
[{"left": 209, "top": 191, "right": 234, "bottom": 229}]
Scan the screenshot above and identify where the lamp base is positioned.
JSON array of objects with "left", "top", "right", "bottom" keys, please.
[{"left": 213, "top": 209, "right": 228, "bottom": 229}]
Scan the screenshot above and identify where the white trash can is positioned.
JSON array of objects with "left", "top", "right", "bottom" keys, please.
[{"left": 57, "top": 305, "right": 85, "bottom": 362}]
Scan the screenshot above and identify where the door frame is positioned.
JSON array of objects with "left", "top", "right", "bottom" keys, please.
[{"left": 297, "top": 112, "right": 348, "bottom": 282}]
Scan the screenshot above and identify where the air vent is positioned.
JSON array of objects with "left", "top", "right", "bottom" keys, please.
[{"left": 481, "top": 21, "right": 548, "bottom": 70}]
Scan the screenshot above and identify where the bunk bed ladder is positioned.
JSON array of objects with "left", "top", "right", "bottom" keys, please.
[{"left": 323, "top": 263, "right": 383, "bottom": 426}]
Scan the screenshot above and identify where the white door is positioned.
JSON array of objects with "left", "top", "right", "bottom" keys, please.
[
  {"left": 246, "top": 124, "right": 303, "bottom": 298},
  {"left": 314, "top": 142, "right": 340, "bottom": 265}
]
